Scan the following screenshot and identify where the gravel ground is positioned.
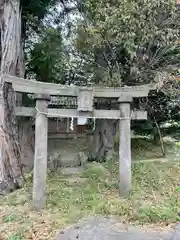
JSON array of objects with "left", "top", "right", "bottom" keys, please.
[{"left": 57, "top": 217, "right": 180, "bottom": 240}]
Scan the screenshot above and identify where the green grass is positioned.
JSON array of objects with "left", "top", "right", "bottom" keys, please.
[
  {"left": 8, "top": 233, "right": 23, "bottom": 240},
  {"left": 0, "top": 139, "right": 179, "bottom": 239}
]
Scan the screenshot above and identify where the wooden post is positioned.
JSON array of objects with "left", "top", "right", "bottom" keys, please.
[
  {"left": 33, "top": 94, "right": 50, "bottom": 208},
  {"left": 118, "top": 96, "right": 132, "bottom": 197}
]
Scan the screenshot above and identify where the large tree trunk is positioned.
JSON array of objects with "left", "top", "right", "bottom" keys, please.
[
  {"left": 0, "top": 0, "right": 23, "bottom": 193},
  {"left": 90, "top": 119, "right": 118, "bottom": 162},
  {"left": 19, "top": 119, "right": 34, "bottom": 170},
  {"left": 92, "top": 44, "right": 119, "bottom": 162}
]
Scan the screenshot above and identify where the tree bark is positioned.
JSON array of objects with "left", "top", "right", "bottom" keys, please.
[
  {"left": 0, "top": 0, "right": 23, "bottom": 193},
  {"left": 90, "top": 119, "right": 118, "bottom": 162},
  {"left": 19, "top": 119, "right": 34, "bottom": 170}
]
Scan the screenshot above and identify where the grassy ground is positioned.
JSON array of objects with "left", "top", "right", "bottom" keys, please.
[{"left": 0, "top": 139, "right": 180, "bottom": 240}]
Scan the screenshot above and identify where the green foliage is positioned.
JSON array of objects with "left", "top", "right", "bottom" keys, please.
[
  {"left": 21, "top": 0, "right": 179, "bottom": 127},
  {"left": 21, "top": 0, "right": 58, "bottom": 19},
  {"left": 75, "top": 0, "right": 180, "bottom": 86},
  {"left": 27, "top": 27, "right": 68, "bottom": 83},
  {"left": 21, "top": 0, "right": 59, "bottom": 45},
  {"left": 73, "top": 0, "right": 180, "bottom": 128}
]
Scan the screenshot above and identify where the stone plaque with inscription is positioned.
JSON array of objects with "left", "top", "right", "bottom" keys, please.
[{"left": 78, "top": 88, "right": 93, "bottom": 112}]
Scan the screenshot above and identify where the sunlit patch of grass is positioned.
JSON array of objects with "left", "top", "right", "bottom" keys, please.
[
  {"left": 46, "top": 158, "right": 180, "bottom": 224},
  {"left": 3, "top": 214, "right": 19, "bottom": 223},
  {"left": 133, "top": 138, "right": 180, "bottom": 160},
  {"left": 8, "top": 232, "right": 24, "bottom": 240},
  {"left": 0, "top": 140, "right": 179, "bottom": 239}
]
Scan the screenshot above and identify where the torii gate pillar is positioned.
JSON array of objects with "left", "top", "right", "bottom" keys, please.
[
  {"left": 118, "top": 96, "right": 132, "bottom": 197},
  {"left": 33, "top": 94, "right": 50, "bottom": 209}
]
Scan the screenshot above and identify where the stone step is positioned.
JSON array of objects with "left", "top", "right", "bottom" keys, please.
[
  {"left": 61, "top": 176, "right": 87, "bottom": 184},
  {"left": 61, "top": 167, "right": 84, "bottom": 176},
  {"left": 48, "top": 151, "right": 88, "bottom": 169},
  {"left": 60, "top": 153, "right": 81, "bottom": 167}
]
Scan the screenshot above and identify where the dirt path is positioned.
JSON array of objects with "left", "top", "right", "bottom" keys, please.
[{"left": 57, "top": 217, "right": 180, "bottom": 240}]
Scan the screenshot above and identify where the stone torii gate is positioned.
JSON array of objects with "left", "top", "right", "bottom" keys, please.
[{"left": 4, "top": 75, "right": 156, "bottom": 208}]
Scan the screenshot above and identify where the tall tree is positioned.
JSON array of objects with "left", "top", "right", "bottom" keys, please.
[
  {"left": 74, "top": 0, "right": 180, "bottom": 160},
  {"left": 0, "top": 0, "right": 59, "bottom": 192},
  {"left": 19, "top": 0, "right": 60, "bottom": 170},
  {"left": 0, "top": 0, "right": 24, "bottom": 193},
  {"left": 27, "top": 26, "right": 67, "bottom": 83},
  {"left": 41, "top": 0, "right": 180, "bottom": 161}
]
